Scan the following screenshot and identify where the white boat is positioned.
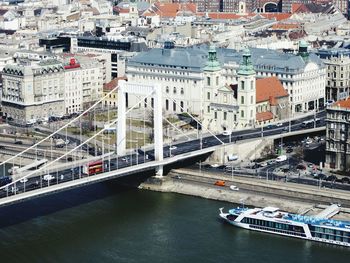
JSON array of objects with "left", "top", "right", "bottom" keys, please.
[{"left": 219, "top": 206, "right": 350, "bottom": 247}]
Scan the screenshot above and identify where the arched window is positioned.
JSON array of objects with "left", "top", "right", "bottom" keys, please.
[{"left": 207, "top": 77, "right": 211, "bottom": 86}]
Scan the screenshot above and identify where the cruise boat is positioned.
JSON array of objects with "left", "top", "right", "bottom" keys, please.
[{"left": 219, "top": 206, "right": 350, "bottom": 247}]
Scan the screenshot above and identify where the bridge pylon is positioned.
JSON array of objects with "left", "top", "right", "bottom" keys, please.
[{"left": 117, "top": 81, "right": 164, "bottom": 177}]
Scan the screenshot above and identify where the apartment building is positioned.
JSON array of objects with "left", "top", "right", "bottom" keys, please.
[
  {"left": 1, "top": 59, "right": 65, "bottom": 124},
  {"left": 316, "top": 49, "right": 350, "bottom": 103},
  {"left": 325, "top": 98, "right": 350, "bottom": 171}
]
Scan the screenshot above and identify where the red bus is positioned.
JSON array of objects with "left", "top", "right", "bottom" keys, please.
[{"left": 83, "top": 160, "right": 103, "bottom": 175}]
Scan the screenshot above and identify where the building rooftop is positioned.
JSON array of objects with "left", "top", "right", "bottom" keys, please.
[
  {"left": 256, "top": 77, "right": 289, "bottom": 103},
  {"left": 333, "top": 97, "right": 350, "bottom": 109},
  {"left": 128, "top": 46, "right": 324, "bottom": 74},
  {"left": 103, "top": 77, "right": 127, "bottom": 91}
]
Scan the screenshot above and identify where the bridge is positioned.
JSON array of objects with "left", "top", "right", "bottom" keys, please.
[{"left": 0, "top": 81, "right": 325, "bottom": 208}]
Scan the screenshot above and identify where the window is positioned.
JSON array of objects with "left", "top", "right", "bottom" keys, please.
[
  {"left": 207, "top": 77, "right": 211, "bottom": 86},
  {"left": 173, "top": 102, "right": 176, "bottom": 111},
  {"left": 216, "top": 76, "right": 219, "bottom": 86},
  {"left": 180, "top": 88, "right": 184, "bottom": 95},
  {"left": 251, "top": 96, "right": 253, "bottom": 104},
  {"left": 251, "top": 80, "right": 254, "bottom": 90},
  {"left": 224, "top": 94, "right": 227, "bottom": 103},
  {"left": 241, "top": 80, "right": 245, "bottom": 90},
  {"left": 207, "top": 92, "right": 210, "bottom": 100},
  {"left": 173, "top": 87, "right": 176, "bottom": 94},
  {"left": 180, "top": 101, "right": 184, "bottom": 112},
  {"left": 241, "top": 110, "right": 244, "bottom": 118},
  {"left": 166, "top": 99, "right": 169, "bottom": 110},
  {"left": 207, "top": 106, "right": 210, "bottom": 113},
  {"left": 241, "top": 96, "right": 244, "bottom": 104},
  {"left": 166, "top": 86, "right": 169, "bottom": 93},
  {"left": 224, "top": 112, "right": 227, "bottom": 120},
  {"left": 214, "top": 111, "right": 217, "bottom": 119},
  {"left": 144, "top": 98, "right": 147, "bottom": 108}
]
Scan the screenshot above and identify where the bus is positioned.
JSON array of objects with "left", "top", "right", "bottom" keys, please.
[{"left": 83, "top": 160, "right": 103, "bottom": 175}]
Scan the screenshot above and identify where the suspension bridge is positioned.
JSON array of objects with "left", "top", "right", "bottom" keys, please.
[{"left": 0, "top": 81, "right": 325, "bottom": 208}]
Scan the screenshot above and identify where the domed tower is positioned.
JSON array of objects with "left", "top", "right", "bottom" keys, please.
[
  {"left": 202, "top": 44, "right": 223, "bottom": 131},
  {"left": 298, "top": 40, "right": 309, "bottom": 61},
  {"left": 237, "top": 48, "right": 256, "bottom": 127}
]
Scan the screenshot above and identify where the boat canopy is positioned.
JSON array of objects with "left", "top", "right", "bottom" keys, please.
[{"left": 262, "top": 207, "right": 280, "bottom": 213}]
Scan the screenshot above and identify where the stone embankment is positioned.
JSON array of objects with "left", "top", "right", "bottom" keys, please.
[{"left": 140, "top": 168, "right": 350, "bottom": 219}]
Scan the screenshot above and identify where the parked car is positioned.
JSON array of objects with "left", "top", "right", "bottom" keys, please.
[
  {"left": 296, "top": 164, "right": 306, "bottom": 170},
  {"left": 276, "top": 155, "right": 287, "bottom": 162},
  {"left": 214, "top": 180, "right": 225, "bottom": 186},
  {"left": 251, "top": 163, "right": 261, "bottom": 169},
  {"left": 14, "top": 141, "right": 23, "bottom": 145},
  {"left": 325, "top": 175, "right": 337, "bottom": 182},
  {"left": 0, "top": 176, "right": 12, "bottom": 187},
  {"left": 222, "top": 130, "right": 232, "bottom": 136},
  {"left": 230, "top": 185, "right": 239, "bottom": 191},
  {"left": 341, "top": 177, "right": 350, "bottom": 184}
]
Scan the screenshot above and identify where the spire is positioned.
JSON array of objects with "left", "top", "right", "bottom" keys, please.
[
  {"left": 238, "top": 48, "right": 255, "bottom": 76},
  {"left": 204, "top": 44, "right": 221, "bottom": 71}
]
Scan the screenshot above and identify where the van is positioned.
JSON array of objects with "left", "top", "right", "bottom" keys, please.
[
  {"left": 276, "top": 155, "right": 287, "bottom": 162},
  {"left": 227, "top": 154, "right": 238, "bottom": 161},
  {"left": 43, "top": 174, "right": 55, "bottom": 181},
  {"left": 214, "top": 180, "right": 225, "bottom": 186}
]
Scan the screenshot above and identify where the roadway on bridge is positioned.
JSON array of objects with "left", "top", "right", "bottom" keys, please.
[{"left": 0, "top": 111, "right": 326, "bottom": 205}]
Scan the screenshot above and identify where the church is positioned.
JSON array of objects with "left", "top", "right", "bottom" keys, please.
[{"left": 202, "top": 45, "right": 289, "bottom": 132}]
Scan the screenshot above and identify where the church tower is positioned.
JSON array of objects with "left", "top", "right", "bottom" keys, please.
[
  {"left": 237, "top": 48, "right": 256, "bottom": 128},
  {"left": 202, "top": 44, "right": 222, "bottom": 131}
]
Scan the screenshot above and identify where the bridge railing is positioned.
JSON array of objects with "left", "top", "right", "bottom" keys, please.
[{"left": 0, "top": 92, "right": 154, "bottom": 199}]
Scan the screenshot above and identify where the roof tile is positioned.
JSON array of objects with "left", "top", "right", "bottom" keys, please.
[{"left": 256, "top": 77, "right": 289, "bottom": 103}]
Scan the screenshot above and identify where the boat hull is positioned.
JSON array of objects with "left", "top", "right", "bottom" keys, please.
[{"left": 219, "top": 211, "right": 350, "bottom": 247}]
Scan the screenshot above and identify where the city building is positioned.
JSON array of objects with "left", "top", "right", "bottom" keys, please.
[
  {"left": 325, "top": 98, "right": 350, "bottom": 171},
  {"left": 201, "top": 47, "right": 289, "bottom": 132},
  {"left": 127, "top": 44, "right": 206, "bottom": 115},
  {"left": 127, "top": 43, "right": 326, "bottom": 117},
  {"left": 255, "top": 77, "right": 289, "bottom": 125},
  {"left": 315, "top": 48, "right": 350, "bottom": 103},
  {"left": 71, "top": 35, "right": 148, "bottom": 78},
  {"left": 1, "top": 59, "right": 65, "bottom": 124},
  {"left": 62, "top": 56, "right": 104, "bottom": 114},
  {"left": 102, "top": 77, "right": 126, "bottom": 108}
]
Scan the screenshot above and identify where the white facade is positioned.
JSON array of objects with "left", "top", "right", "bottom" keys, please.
[
  {"left": 1, "top": 60, "right": 65, "bottom": 123},
  {"left": 63, "top": 58, "right": 104, "bottom": 114},
  {"left": 127, "top": 60, "right": 203, "bottom": 115}
]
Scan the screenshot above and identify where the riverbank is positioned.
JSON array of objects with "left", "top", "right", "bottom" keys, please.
[{"left": 140, "top": 168, "right": 350, "bottom": 220}]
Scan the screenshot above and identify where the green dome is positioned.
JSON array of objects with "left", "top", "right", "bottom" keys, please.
[{"left": 299, "top": 40, "right": 308, "bottom": 48}]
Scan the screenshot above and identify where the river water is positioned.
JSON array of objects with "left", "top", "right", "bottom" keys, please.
[{"left": 0, "top": 180, "right": 349, "bottom": 263}]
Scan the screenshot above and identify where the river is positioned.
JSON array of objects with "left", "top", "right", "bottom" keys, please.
[{"left": 0, "top": 180, "right": 349, "bottom": 263}]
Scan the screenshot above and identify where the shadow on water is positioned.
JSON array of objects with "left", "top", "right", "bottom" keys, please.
[
  {"left": 0, "top": 152, "right": 210, "bottom": 228},
  {"left": 0, "top": 170, "right": 155, "bottom": 228}
]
